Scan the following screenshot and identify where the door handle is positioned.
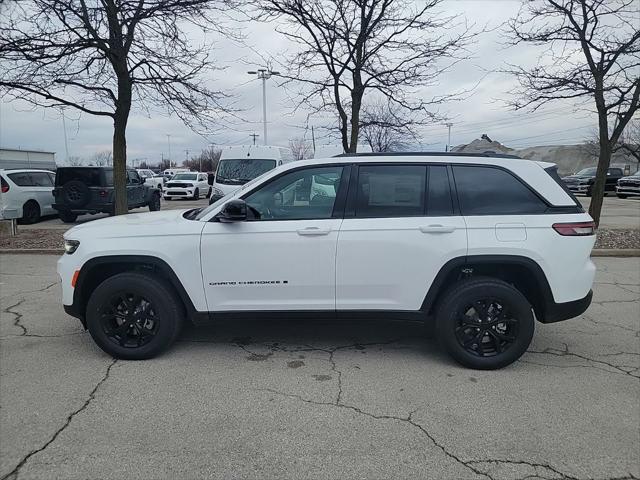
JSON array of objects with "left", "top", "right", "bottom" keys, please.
[
  {"left": 420, "top": 225, "right": 456, "bottom": 234},
  {"left": 297, "top": 227, "right": 331, "bottom": 236}
]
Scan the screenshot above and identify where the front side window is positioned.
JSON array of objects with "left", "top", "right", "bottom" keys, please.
[
  {"left": 244, "top": 166, "right": 344, "bottom": 220},
  {"left": 355, "top": 165, "right": 426, "bottom": 218},
  {"left": 453, "top": 165, "right": 547, "bottom": 215},
  {"left": 608, "top": 168, "right": 623, "bottom": 176}
]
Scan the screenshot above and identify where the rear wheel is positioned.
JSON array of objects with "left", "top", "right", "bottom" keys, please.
[
  {"left": 19, "top": 200, "right": 41, "bottom": 224},
  {"left": 58, "top": 210, "right": 78, "bottom": 223},
  {"left": 436, "top": 277, "right": 534, "bottom": 370},
  {"left": 148, "top": 192, "right": 161, "bottom": 211},
  {"left": 86, "top": 272, "right": 184, "bottom": 360}
]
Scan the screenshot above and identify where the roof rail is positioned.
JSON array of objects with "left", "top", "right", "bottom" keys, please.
[{"left": 334, "top": 151, "right": 522, "bottom": 159}]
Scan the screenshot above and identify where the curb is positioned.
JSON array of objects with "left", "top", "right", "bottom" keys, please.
[
  {"left": 0, "top": 249, "right": 64, "bottom": 255},
  {"left": 591, "top": 248, "right": 640, "bottom": 257}
]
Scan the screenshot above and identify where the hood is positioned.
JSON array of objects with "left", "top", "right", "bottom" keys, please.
[
  {"left": 619, "top": 175, "right": 640, "bottom": 182},
  {"left": 64, "top": 209, "right": 197, "bottom": 239}
]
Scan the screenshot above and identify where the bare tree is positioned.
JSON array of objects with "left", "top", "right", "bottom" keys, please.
[
  {"left": 0, "top": 0, "right": 231, "bottom": 214},
  {"left": 360, "top": 101, "right": 416, "bottom": 152},
  {"left": 289, "top": 137, "right": 313, "bottom": 160},
  {"left": 259, "top": 0, "right": 477, "bottom": 153},
  {"left": 66, "top": 156, "right": 84, "bottom": 166},
  {"left": 506, "top": 0, "right": 640, "bottom": 226},
  {"left": 615, "top": 119, "right": 640, "bottom": 164},
  {"left": 183, "top": 147, "right": 222, "bottom": 172},
  {"left": 92, "top": 151, "right": 113, "bottom": 167}
]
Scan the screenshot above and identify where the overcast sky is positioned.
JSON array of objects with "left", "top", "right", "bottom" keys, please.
[{"left": 0, "top": 0, "right": 599, "bottom": 166}]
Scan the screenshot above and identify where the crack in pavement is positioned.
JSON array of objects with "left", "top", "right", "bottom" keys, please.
[
  {"left": 0, "top": 281, "right": 58, "bottom": 302},
  {"left": 260, "top": 387, "right": 494, "bottom": 480},
  {"left": 1, "top": 359, "right": 118, "bottom": 480},
  {"left": 526, "top": 343, "right": 640, "bottom": 379},
  {"left": 4, "top": 300, "right": 27, "bottom": 336}
]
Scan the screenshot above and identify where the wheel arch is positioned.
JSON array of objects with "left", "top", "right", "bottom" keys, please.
[
  {"left": 421, "top": 255, "right": 554, "bottom": 322},
  {"left": 73, "top": 255, "right": 205, "bottom": 327}
]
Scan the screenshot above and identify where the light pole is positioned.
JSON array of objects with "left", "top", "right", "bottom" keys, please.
[
  {"left": 248, "top": 68, "right": 280, "bottom": 145},
  {"left": 166, "top": 134, "right": 172, "bottom": 167},
  {"left": 445, "top": 123, "right": 453, "bottom": 152}
]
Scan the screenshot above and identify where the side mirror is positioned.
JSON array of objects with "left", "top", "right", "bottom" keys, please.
[{"left": 216, "top": 199, "right": 247, "bottom": 223}]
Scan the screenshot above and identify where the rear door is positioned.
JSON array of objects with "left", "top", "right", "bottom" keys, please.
[
  {"left": 336, "top": 164, "right": 467, "bottom": 311},
  {"left": 28, "top": 172, "right": 55, "bottom": 214}
]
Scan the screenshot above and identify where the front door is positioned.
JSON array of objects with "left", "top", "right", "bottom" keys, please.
[
  {"left": 126, "top": 170, "right": 145, "bottom": 206},
  {"left": 200, "top": 165, "right": 348, "bottom": 311},
  {"left": 336, "top": 164, "right": 467, "bottom": 311}
]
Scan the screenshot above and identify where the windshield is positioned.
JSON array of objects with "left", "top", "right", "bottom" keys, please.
[
  {"left": 172, "top": 173, "right": 197, "bottom": 181},
  {"left": 576, "top": 167, "right": 597, "bottom": 176},
  {"left": 216, "top": 159, "right": 276, "bottom": 185},
  {"left": 630, "top": 170, "right": 640, "bottom": 177},
  {"left": 194, "top": 169, "right": 275, "bottom": 220}
]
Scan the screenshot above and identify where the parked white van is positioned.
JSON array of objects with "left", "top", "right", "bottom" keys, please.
[{"left": 209, "top": 145, "right": 293, "bottom": 203}]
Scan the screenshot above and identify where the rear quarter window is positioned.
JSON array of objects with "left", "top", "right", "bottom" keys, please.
[{"left": 452, "top": 165, "right": 548, "bottom": 215}]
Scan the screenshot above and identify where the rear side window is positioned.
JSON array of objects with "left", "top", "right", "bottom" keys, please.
[
  {"left": 7, "top": 172, "right": 34, "bottom": 186},
  {"left": 356, "top": 165, "right": 426, "bottom": 218},
  {"left": 453, "top": 165, "right": 547, "bottom": 215},
  {"left": 30, "top": 172, "right": 53, "bottom": 186},
  {"left": 427, "top": 165, "right": 453, "bottom": 216}
]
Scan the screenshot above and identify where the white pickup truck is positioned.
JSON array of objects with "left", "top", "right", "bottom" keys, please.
[{"left": 137, "top": 169, "right": 165, "bottom": 191}]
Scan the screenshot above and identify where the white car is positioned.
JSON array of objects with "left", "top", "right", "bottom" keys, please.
[
  {"left": 136, "top": 169, "right": 164, "bottom": 191},
  {"left": 58, "top": 153, "right": 596, "bottom": 369},
  {"left": 163, "top": 172, "right": 211, "bottom": 200},
  {"left": 0, "top": 168, "right": 56, "bottom": 224}
]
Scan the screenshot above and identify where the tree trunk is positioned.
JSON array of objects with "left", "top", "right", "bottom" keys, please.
[
  {"left": 588, "top": 126, "right": 612, "bottom": 227},
  {"left": 112, "top": 75, "right": 132, "bottom": 215}
]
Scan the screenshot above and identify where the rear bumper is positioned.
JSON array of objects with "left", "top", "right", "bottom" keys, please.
[{"left": 540, "top": 290, "right": 593, "bottom": 323}]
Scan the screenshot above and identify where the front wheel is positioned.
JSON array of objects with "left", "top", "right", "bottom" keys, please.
[
  {"left": 585, "top": 186, "right": 593, "bottom": 197},
  {"left": 192, "top": 188, "right": 199, "bottom": 200},
  {"left": 436, "top": 277, "right": 534, "bottom": 370},
  {"left": 86, "top": 272, "right": 184, "bottom": 360},
  {"left": 617, "top": 193, "right": 628, "bottom": 199}
]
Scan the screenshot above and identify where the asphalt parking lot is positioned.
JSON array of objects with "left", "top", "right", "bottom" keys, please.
[
  {"left": 1, "top": 254, "right": 638, "bottom": 479},
  {"left": 22, "top": 194, "right": 640, "bottom": 231}
]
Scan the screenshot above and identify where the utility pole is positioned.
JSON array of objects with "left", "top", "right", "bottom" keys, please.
[
  {"left": 445, "top": 123, "right": 453, "bottom": 152},
  {"left": 247, "top": 68, "right": 280, "bottom": 145},
  {"left": 166, "top": 134, "right": 172, "bottom": 167},
  {"left": 61, "top": 107, "right": 70, "bottom": 164},
  {"left": 311, "top": 126, "right": 316, "bottom": 154},
  {"left": 249, "top": 133, "right": 260, "bottom": 145}
]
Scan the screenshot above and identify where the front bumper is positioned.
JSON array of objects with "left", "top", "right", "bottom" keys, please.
[
  {"left": 540, "top": 290, "right": 593, "bottom": 323},
  {"left": 565, "top": 183, "right": 590, "bottom": 193},
  {"left": 616, "top": 185, "right": 640, "bottom": 196},
  {"left": 163, "top": 188, "right": 193, "bottom": 198}
]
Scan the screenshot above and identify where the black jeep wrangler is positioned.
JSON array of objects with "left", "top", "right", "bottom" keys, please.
[{"left": 52, "top": 167, "right": 161, "bottom": 223}]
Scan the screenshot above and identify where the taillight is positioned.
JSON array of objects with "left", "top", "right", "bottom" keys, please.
[
  {"left": 552, "top": 221, "right": 596, "bottom": 236},
  {"left": 99, "top": 190, "right": 108, "bottom": 197},
  {"left": 1, "top": 179, "right": 8, "bottom": 193}
]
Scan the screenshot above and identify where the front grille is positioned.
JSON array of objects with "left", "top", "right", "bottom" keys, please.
[
  {"left": 619, "top": 181, "right": 640, "bottom": 187},
  {"left": 166, "top": 191, "right": 187, "bottom": 196}
]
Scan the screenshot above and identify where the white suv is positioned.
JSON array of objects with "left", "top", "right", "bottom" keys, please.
[
  {"left": 58, "top": 153, "right": 596, "bottom": 369},
  {"left": 163, "top": 172, "right": 211, "bottom": 200},
  {"left": 0, "top": 169, "right": 56, "bottom": 224}
]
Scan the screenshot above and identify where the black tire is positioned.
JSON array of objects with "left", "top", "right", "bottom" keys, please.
[
  {"left": 206, "top": 187, "right": 212, "bottom": 199},
  {"left": 148, "top": 192, "right": 161, "bottom": 211},
  {"left": 19, "top": 200, "right": 41, "bottom": 224},
  {"left": 192, "top": 188, "right": 199, "bottom": 200},
  {"left": 617, "top": 194, "right": 628, "bottom": 199},
  {"left": 58, "top": 210, "right": 78, "bottom": 223},
  {"left": 435, "top": 277, "right": 534, "bottom": 370},
  {"left": 86, "top": 272, "right": 184, "bottom": 360},
  {"left": 61, "top": 180, "right": 91, "bottom": 208},
  {"left": 585, "top": 186, "right": 593, "bottom": 197}
]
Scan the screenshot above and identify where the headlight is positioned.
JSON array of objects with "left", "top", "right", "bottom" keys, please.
[
  {"left": 185, "top": 183, "right": 194, "bottom": 187},
  {"left": 64, "top": 239, "right": 80, "bottom": 254}
]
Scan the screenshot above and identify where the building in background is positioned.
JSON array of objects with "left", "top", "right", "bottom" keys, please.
[{"left": 0, "top": 148, "right": 56, "bottom": 171}]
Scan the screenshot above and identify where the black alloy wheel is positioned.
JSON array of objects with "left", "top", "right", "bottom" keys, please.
[
  {"left": 99, "top": 292, "right": 160, "bottom": 348},
  {"left": 454, "top": 298, "right": 518, "bottom": 357},
  {"left": 436, "top": 277, "right": 534, "bottom": 370},
  {"left": 86, "top": 272, "right": 183, "bottom": 359}
]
